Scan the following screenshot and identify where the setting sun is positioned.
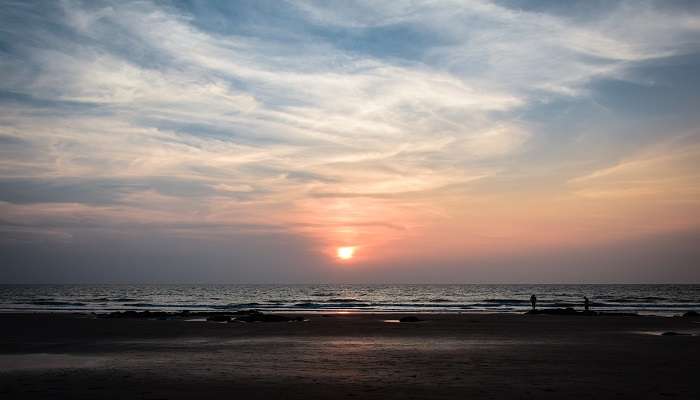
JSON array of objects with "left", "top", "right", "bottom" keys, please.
[{"left": 336, "top": 246, "right": 356, "bottom": 260}]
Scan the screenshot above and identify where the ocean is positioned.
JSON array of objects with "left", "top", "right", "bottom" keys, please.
[{"left": 1, "top": 284, "right": 698, "bottom": 316}]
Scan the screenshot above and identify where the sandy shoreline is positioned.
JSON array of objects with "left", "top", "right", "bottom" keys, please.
[{"left": 1, "top": 312, "right": 699, "bottom": 399}]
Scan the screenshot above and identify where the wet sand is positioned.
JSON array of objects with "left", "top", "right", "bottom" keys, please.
[{"left": 0, "top": 313, "right": 698, "bottom": 399}]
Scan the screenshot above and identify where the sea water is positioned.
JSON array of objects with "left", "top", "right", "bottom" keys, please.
[{"left": 0, "top": 284, "right": 698, "bottom": 316}]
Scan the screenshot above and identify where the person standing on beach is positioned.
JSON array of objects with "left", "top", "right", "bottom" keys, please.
[
  {"left": 584, "top": 296, "right": 590, "bottom": 312},
  {"left": 530, "top": 294, "right": 537, "bottom": 311}
]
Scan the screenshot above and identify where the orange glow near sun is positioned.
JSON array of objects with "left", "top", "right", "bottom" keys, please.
[{"left": 336, "top": 246, "right": 356, "bottom": 260}]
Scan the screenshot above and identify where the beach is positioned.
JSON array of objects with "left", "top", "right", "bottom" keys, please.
[{"left": 0, "top": 312, "right": 698, "bottom": 399}]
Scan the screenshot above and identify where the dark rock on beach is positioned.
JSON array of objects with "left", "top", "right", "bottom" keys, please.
[
  {"left": 206, "top": 315, "right": 231, "bottom": 322},
  {"left": 682, "top": 311, "right": 699, "bottom": 318},
  {"left": 98, "top": 309, "right": 304, "bottom": 323},
  {"left": 526, "top": 308, "right": 637, "bottom": 317},
  {"left": 234, "top": 312, "right": 304, "bottom": 323},
  {"left": 526, "top": 307, "right": 582, "bottom": 315},
  {"left": 231, "top": 309, "right": 263, "bottom": 316},
  {"left": 661, "top": 331, "right": 691, "bottom": 336},
  {"left": 99, "top": 310, "right": 174, "bottom": 319},
  {"left": 598, "top": 311, "right": 638, "bottom": 316},
  {"left": 99, "top": 310, "right": 232, "bottom": 319},
  {"left": 399, "top": 316, "right": 422, "bottom": 323}
]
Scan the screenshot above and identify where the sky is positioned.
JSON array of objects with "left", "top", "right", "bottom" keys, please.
[{"left": 1, "top": 0, "right": 699, "bottom": 283}]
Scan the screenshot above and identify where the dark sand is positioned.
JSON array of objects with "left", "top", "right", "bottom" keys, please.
[{"left": 1, "top": 313, "right": 698, "bottom": 399}]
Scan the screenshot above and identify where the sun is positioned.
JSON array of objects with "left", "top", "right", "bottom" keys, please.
[{"left": 336, "top": 246, "right": 356, "bottom": 260}]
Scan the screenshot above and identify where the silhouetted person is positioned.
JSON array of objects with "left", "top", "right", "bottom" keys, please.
[
  {"left": 584, "top": 296, "right": 590, "bottom": 312},
  {"left": 530, "top": 294, "right": 537, "bottom": 311}
]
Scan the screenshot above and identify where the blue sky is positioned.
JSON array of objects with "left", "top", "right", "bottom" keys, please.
[{"left": 1, "top": 1, "right": 699, "bottom": 283}]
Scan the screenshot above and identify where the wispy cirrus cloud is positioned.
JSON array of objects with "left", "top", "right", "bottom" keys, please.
[{"left": 1, "top": 0, "right": 699, "bottom": 281}]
